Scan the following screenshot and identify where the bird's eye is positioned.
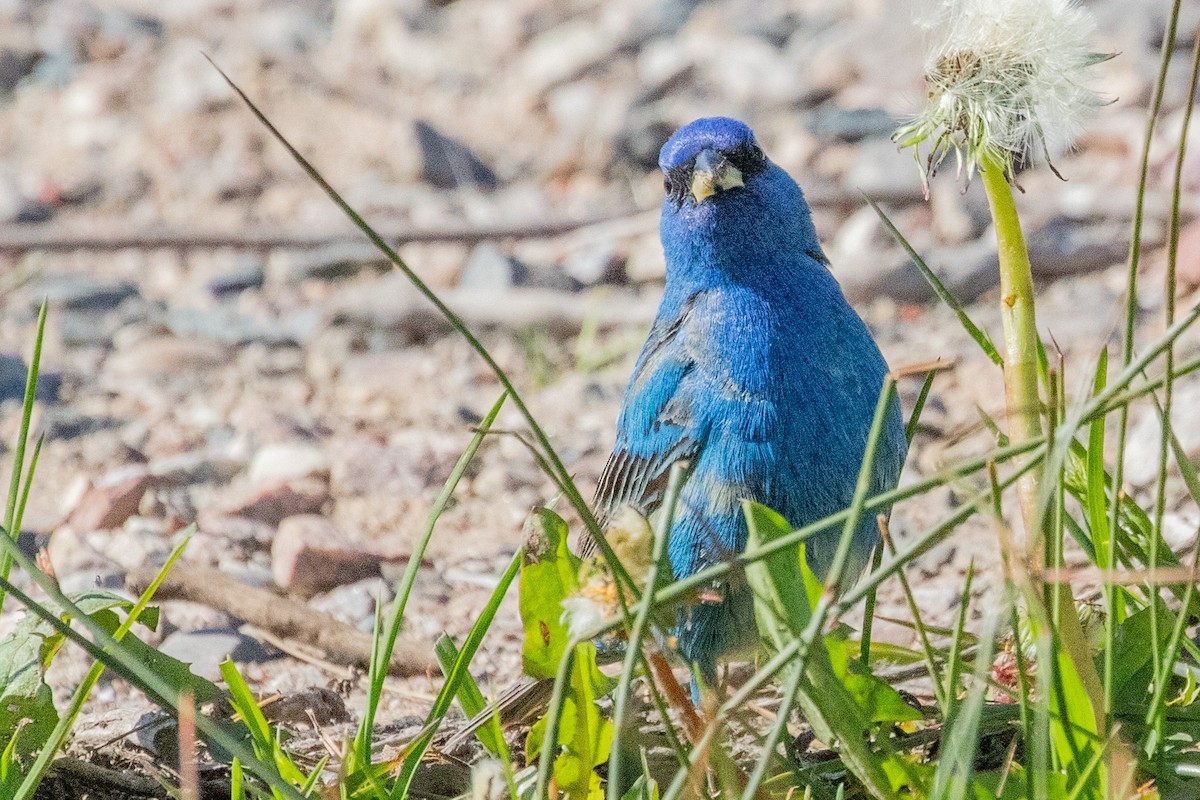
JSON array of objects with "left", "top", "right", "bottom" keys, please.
[{"left": 663, "top": 167, "right": 689, "bottom": 206}]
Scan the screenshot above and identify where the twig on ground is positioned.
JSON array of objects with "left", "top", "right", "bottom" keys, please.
[{"left": 126, "top": 563, "right": 436, "bottom": 677}]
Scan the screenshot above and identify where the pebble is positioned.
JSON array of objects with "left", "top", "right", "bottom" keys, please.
[
  {"left": 26, "top": 274, "right": 139, "bottom": 312},
  {"left": 1124, "top": 382, "right": 1200, "bottom": 487},
  {"left": 206, "top": 257, "right": 266, "bottom": 297},
  {"left": 271, "top": 515, "right": 382, "bottom": 595},
  {"left": 459, "top": 242, "right": 528, "bottom": 290},
  {"left": 0, "top": 44, "right": 40, "bottom": 94},
  {"left": 66, "top": 474, "right": 150, "bottom": 532},
  {"left": 214, "top": 477, "right": 331, "bottom": 526},
  {"left": 414, "top": 120, "right": 499, "bottom": 190},
  {"left": 157, "top": 628, "right": 278, "bottom": 681},
  {"left": 809, "top": 106, "right": 902, "bottom": 143},
  {"left": 103, "top": 336, "right": 227, "bottom": 382},
  {"left": 248, "top": 442, "right": 330, "bottom": 485},
  {"left": 308, "top": 578, "right": 393, "bottom": 630},
  {"left": 289, "top": 243, "right": 390, "bottom": 282},
  {"left": 0, "top": 353, "right": 62, "bottom": 403}
]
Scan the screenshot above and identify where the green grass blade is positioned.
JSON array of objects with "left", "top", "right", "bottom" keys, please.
[
  {"left": 13, "top": 528, "right": 197, "bottom": 799},
  {"left": 391, "top": 548, "right": 522, "bottom": 798},
  {"left": 0, "top": 534, "right": 307, "bottom": 800},
  {"left": 606, "top": 464, "right": 683, "bottom": 800},
  {"left": 0, "top": 301, "right": 47, "bottom": 617},
  {"left": 355, "top": 392, "right": 506, "bottom": 763},
  {"left": 866, "top": 196, "right": 1002, "bottom": 365},
  {"left": 930, "top": 591, "right": 1004, "bottom": 800}
]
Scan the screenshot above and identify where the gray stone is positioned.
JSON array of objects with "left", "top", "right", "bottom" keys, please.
[
  {"left": 27, "top": 274, "right": 139, "bottom": 312},
  {"left": 1025, "top": 217, "right": 1130, "bottom": 279},
  {"left": 0, "top": 44, "right": 40, "bottom": 95},
  {"left": 309, "top": 578, "right": 393, "bottom": 631},
  {"left": 157, "top": 628, "right": 278, "bottom": 681},
  {"left": 290, "top": 243, "right": 390, "bottom": 282},
  {"left": 459, "top": 242, "right": 528, "bottom": 290},
  {"left": 165, "top": 304, "right": 296, "bottom": 347},
  {"left": 207, "top": 257, "right": 266, "bottom": 297},
  {"left": 845, "top": 139, "right": 925, "bottom": 203},
  {"left": 563, "top": 244, "right": 628, "bottom": 286},
  {"left": 809, "top": 106, "right": 901, "bottom": 143},
  {"left": 0, "top": 353, "right": 61, "bottom": 403},
  {"left": 55, "top": 309, "right": 118, "bottom": 348},
  {"left": 414, "top": 120, "right": 498, "bottom": 190}
]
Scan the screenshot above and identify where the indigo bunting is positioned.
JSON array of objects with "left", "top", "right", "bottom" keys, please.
[{"left": 588, "top": 116, "right": 907, "bottom": 682}]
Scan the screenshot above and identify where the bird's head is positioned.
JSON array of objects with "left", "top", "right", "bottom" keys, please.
[{"left": 658, "top": 117, "right": 768, "bottom": 210}]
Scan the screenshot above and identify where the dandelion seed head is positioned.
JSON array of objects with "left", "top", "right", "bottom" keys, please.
[{"left": 896, "top": 0, "right": 1107, "bottom": 185}]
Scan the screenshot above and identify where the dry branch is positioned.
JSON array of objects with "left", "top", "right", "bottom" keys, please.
[{"left": 127, "top": 563, "right": 436, "bottom": 678}]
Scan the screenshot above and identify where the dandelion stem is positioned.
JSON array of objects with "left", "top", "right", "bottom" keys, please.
[
  {"left": 979, "top": 151, "right": 1107, "bottom": 741},
  {"left": 980, "top": 155, "right": 1044, "bottom": 557}
]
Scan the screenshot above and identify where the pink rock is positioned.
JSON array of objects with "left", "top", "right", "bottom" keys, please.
[
  {"left": 68, "top": 475, "right": 150, "bottom": 532},
  {"left": 217, "top": 477, "right": 330, "bottom": 526},
  {"left": 271, "top": 514, "right": 380, "bottom": 595}
]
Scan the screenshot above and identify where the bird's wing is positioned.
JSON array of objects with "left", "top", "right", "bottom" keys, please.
[{"left": 583, "top": 294, "right": 706, "bottom": 556}]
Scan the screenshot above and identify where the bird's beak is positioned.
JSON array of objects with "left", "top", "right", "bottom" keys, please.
[{"left": 690, "top": 148, "right": 744, "bottom": 203}]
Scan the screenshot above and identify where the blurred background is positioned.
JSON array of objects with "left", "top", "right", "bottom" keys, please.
[{"left": 0, "top": 0, "right": 1198, "bottom": 718}]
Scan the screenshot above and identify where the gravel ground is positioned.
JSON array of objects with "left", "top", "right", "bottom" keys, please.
[{"left": 1, "top": 0, "right": 1198, "bottom": 756}]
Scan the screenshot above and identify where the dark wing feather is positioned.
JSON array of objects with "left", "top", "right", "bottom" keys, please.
[{"left": 580, "top": 293, "right": 705, "bottom": 558}]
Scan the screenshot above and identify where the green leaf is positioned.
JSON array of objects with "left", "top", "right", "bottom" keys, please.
[
  {"left": 825, "top": 633, "right": 921, "bottom": 724},
  {"left": 520, "top": 507, "right": 581, "bottom": 679},
  {"left": 744, "top": 500, "right": 819, "bottom": 647},
  {"left": 0, "top": 610, "right": 57, "bottom": 761},
  {"left": 865, "top": 196, "right": 1002, "bottom": 366},
  {"left": 554, "top": 643, "right": 614, "bottom": 800},
  {"left": 435, "top": 635, "right": 508, "bottom": 759}
]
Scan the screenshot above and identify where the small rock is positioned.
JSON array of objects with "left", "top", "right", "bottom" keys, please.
[
  {"left": 27, "top": 273, "right": 139, "bottom": 312},
  {"left": 40, "top": 408, "right": 123, "bottom": 440},
  {"left": 0, "top": 45, "right": 41, "bottom": 95},
  {"left": 0, "top": 353, "right": 62, "bottom": 403},
  {"left": 309, "top": 578, "right": 393, "bottom": 629},
  {"left": 165, "top": 306, "right": 295, "bottom": 347},
  {"left": 195, "top": 514, "right": 274, "bottom": 545},
  {"left": 54, "top": 309, "right": 118, "bottom": 349},
  {"left": 103, "top": 336, "right": 226, "bottom": 382},
  {"left": 261, "top": 688, "right": 350, "bottom": 726},
  {"left": 1175, "top": 219, "right": 1200, "bottom": 287},
  {"left": 289, "top": 243, "right": 389, "bottom": 282},
  {"left": 563, "top": 244, "right": 628, "bottom": 286},
  {"left": 216, "top": 477, "right": 331, "bottom": 526},
  {"left": 845, "top": 139, "right": 925, "bottom": 202},
  {"left": 329, "top": 435, "right": 456, "bottom": 496},
  {"left": 459, "top": 242, "right": 528, "bottom": 290},
  {"left": 143, "top": 449, "right": 247, "bottom": 487},
  {"left": 1125, "top": 382, "right": 1200, "bottom": 487},
  {"left": 207, "top": 257, "right": 266, "bottom": 297},
  {"left": 248, "top": 442, "right": 330, "bottom": 486},
  {"left": 414, "top": 120, "right": 498, "bottom": 190},
  {"left": 271, "top": 515, "right": 381, "bottom": 594},
  {"left": 1025, "top": 217, "right": 1129, "bottom": 279},
  {"left": 610, "top": 111, "right": 677, "bottom": 174},
  {"left": 158, "top": 628, "right": 277, "bottom": 681},
  {"left": 809, "top": 106, "right": 901, "bottom": 143},
  {"left": 45, "top": 526, "right": 113, "bottom": 583},
  {"left": 67, "top": 474, "right": 151, "bottom": 532}
]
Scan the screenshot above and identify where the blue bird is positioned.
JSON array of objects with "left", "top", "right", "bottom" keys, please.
[{"left": 589, "top": 117, "right": 907, "bottom": 684}]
